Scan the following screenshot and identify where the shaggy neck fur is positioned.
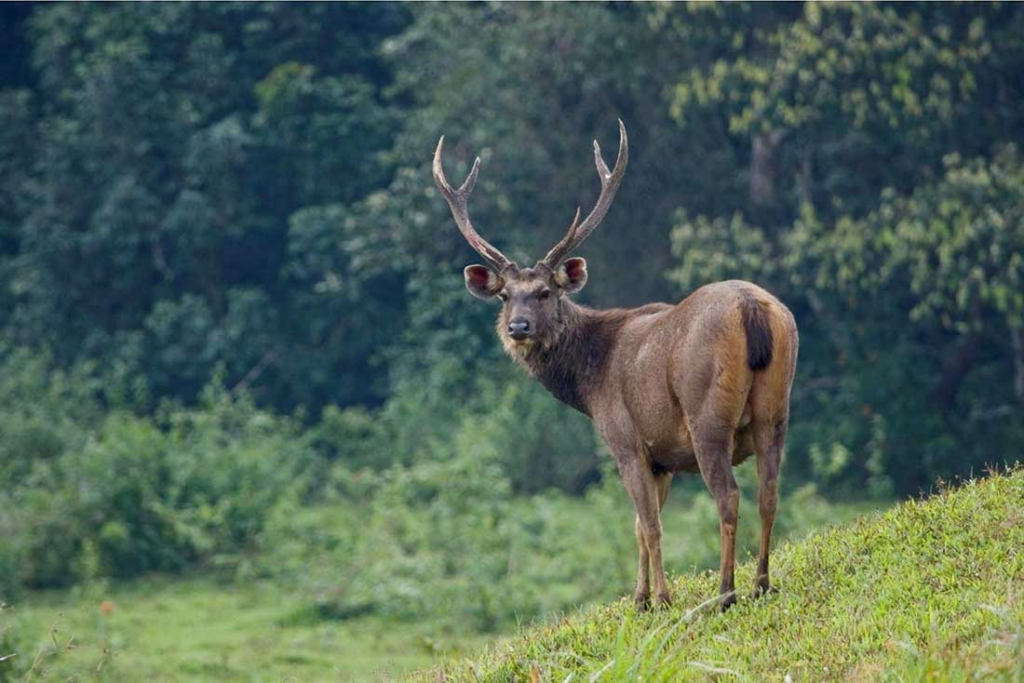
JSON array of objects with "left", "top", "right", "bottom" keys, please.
[{"left": 501, "top": 297, "right": 625, "bottom": 416}]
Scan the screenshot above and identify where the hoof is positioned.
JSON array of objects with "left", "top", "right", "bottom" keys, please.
[
  {"left": 753, "top": 582, "right": 777, "bottom": 599},
  {"left": 653, "top": 591, "right": 672, "bottom": 609},
  {"left": 634, "top": 592, "right": 651, "bottom": 612},
  {"left": 719, "top": 591, "right": 737, "bottom": 613}
]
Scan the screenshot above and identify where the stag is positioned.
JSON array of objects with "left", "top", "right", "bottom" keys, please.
[{"left": 433, "top": 121, "right": 798, "bottom": 611}]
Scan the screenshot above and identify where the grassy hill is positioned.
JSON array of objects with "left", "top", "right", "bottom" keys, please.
[{"left": 416, "top": 468, "right": 1024, "bottom": 682}]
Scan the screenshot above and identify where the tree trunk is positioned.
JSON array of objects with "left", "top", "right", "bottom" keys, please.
[
  {"left": 1011, "top": 324, "right": 1024, "bottom": 404},
  {"left": 750, "top": 130, "right": 784, "bottom": 206},
  {"left": 931, "top": 332, "right": 981, "bottom": 410},
  {"left": 797, "top": 147, "right": 813, "bottom": 205}
]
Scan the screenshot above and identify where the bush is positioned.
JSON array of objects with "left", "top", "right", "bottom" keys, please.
[
  {"left": 263, "top": 448, "right": 862, "bottom": 631},
  {"left": 0, "top": 347, "right": 104, "bottom": 494},
  {"left": 342, "top": 368, "right": 604, "bottom": 493},
  {"left": 1, "top": 378, "right": 308, "bottom": 594}
]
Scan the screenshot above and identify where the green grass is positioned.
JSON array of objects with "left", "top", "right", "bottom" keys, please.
[
  {"left": 4, "top": 471, "right": 1019, "bottom": 682},
  {"left": 414, "top": 468, "right": 1024, "bottom": 682},
  {"left": 0, "top": 578, "right": 492, "bottom": 682},
  {"left": 0, "top": 486, "right": 869, "bottom": 683}
]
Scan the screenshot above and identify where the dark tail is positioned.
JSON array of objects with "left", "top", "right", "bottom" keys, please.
[{"left": 741, "top": 296, "right": 773, "bottom": 371}]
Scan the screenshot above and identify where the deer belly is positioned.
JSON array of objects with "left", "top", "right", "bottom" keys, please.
[
  {"left": 647, "top": 422, "right": 755, "bottom": 474},
  {"left": 650, "top": 449, "right": 700, "bottom": 474},
  {"left": 646, "top": 430, "right": 700, "bottom": 474},
  {"left": 732, "top": 427, "right": 757, "bottom": 466}
]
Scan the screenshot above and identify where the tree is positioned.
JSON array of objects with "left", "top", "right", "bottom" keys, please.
[{"left": 0, "top": 3, "right": 409, "bottom": 410}]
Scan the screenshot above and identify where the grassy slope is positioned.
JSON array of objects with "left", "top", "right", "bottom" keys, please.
[{"left": 418, "top": 468, "right": 1024, "bottom": 682}]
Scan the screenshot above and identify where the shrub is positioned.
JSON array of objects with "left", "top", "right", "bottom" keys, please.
[
  {"left": 352, "top": 369, "right": 604, "bottom": 493},
  {"left": 265, "top": 447, "right": 860, "bottom": 631},
  {"left": 1, "top": 380, "right": 308, "bottom": 593},
  {"left": 0, "top": 347, "right": 104, "bottom": 494}
]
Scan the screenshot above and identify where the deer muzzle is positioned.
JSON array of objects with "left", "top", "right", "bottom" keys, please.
[{"left": 507, "top": 317, "right": 532, "bottom": 340}]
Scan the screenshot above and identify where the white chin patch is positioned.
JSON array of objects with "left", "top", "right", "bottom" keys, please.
[{"left": 503, "top": 336, "right": 534, "bottom": 359}]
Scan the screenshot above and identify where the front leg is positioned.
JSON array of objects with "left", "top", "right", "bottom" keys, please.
[
  {"left": 633, "top": 514, "right": 651, "bottom": 609},
  {"left": 631, "top": 468, "right": 674, "bottom": 608},
  {"left": 604, "top": 434, "right": 671, "bottom": 610}
]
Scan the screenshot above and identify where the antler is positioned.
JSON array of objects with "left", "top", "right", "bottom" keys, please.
[
  {"left": 542, "top": 119, "right": 629, "bottom": 268},
  {"left": 433, "top": 137, "right": 512, "bottom": 272}
]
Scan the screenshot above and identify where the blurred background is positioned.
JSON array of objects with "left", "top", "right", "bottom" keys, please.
[{"left": 1, "top": 2, "right": 1022, "bottom": 681}]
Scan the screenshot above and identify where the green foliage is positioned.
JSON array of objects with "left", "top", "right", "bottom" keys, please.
[
  {"left": 669, "top": 211, "right": 776, "bottom": 292},
  {"left": 767, "top": 148, "right": 1024, "bottom": 493},
  {"left": 255, "top": 449, "right": 861, "bottom": 633},
  {"left": 2, "top": 10, "right": 1024, "bottom": 675},
  {"left": 0, "top": 358, "right": 307, "bottom": 595},
  {"left": 2, "top": 1, "right": 1023, "bottom": 498},
  {"left": 319, "top": 363, "right": 604, "bottom": 493},
  {"left": 0, "top": 348, "right": 104, "bottom": 493},
  {"left": 0, "top": 3, "right": 409, "bottom": 412},
  {"left": 663, "top": 3, "right": 1024, "bottom": 495}
]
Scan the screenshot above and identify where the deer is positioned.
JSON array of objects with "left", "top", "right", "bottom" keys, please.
[{"left": 432, "top": 120, "right": 798, "bottom": 611}]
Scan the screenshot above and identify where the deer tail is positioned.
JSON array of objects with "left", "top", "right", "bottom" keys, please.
[{"left": 741, "top": 296, "right": 773, "bottom": 371}]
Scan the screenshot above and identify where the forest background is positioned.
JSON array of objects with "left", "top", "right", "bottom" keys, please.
[{"left": 1, "top": 3, "right": 1023, "bottom": 680}]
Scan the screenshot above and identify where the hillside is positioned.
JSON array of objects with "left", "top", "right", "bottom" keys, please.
[{"left": 416, "top": 468, "right": 1024, "bottom": 682}]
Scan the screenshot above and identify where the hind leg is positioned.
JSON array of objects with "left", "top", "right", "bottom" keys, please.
[
  {"left": 752, "top": 415, "right": 787, "bottom": 597},
  {"left": 656, "top": 471, "right": 673, "bottom": 511},
  {"left": 692, "top": 426, "right": 740, "bottom": 612}
]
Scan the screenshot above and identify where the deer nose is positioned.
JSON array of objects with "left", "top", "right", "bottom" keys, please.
[{"left": 508, "top": 318, "right": 531, "bottom": 340}]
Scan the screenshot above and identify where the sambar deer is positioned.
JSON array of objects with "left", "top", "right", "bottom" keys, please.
[{"left": 433, "top": 121, "right": 798, "bottom": 611}]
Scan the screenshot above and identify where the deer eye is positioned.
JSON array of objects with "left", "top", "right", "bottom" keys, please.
[
  {"left": 498, "top": 291, "right": 509, "bottom": 302},
  {"left": 538, "top": 289, "right": 552, "bottom": 300}
]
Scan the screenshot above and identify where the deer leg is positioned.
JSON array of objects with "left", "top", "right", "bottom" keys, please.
[
  {"left": 693, "top": 431, "right": 740, "bottom": 612},
  {"left": 656, "top": 472, "right": 673, "bottom": 511},
  {"left": 632, "top": 471, "right": 673, "bottom": 609},
  {"left": 633, "top": 514, "right": 651, "bottom": 609},
  {"left": 753, "top": 417, "right": 786, "bottom": 597},
  {"left": 616, "top": 455, "right": 671, "bottom": 610}
]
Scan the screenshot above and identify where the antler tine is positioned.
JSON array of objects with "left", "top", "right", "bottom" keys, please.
[
  {"left": 543, "top": 119, "right": 629, "bottom": 268},
  {"left": 433, "top": 136, "right": 511, "bottom": 272},
  {"left": 540, "top": 206, "right": 581, "bottom": 269},
  {"left": 569, "top": 205, "right": 581, "bottom": 233}
]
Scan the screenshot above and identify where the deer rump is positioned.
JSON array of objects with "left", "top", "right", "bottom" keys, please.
[{"left": 610, "top": 280, "right": 795, "bottom": 477}]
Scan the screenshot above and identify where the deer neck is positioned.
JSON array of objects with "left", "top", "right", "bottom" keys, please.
[{"left": 520, "top": 298, "right": 619, "bottom": 416}]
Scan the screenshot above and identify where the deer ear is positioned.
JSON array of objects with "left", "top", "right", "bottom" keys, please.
[
  {"left": 555, "top": 257, "right": 588, "bottom": 294},
  {"left": 464, "top": 265, "right": 504, "bottom": 300}
]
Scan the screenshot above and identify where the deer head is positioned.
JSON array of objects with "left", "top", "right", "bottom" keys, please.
[{"left": 433, "top": 120, "right": 628, "bottom": 353}]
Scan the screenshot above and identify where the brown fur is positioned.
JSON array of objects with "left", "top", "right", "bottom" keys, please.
[{"left": 491, "top": 274, "right": 798, "bottom": 611}]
